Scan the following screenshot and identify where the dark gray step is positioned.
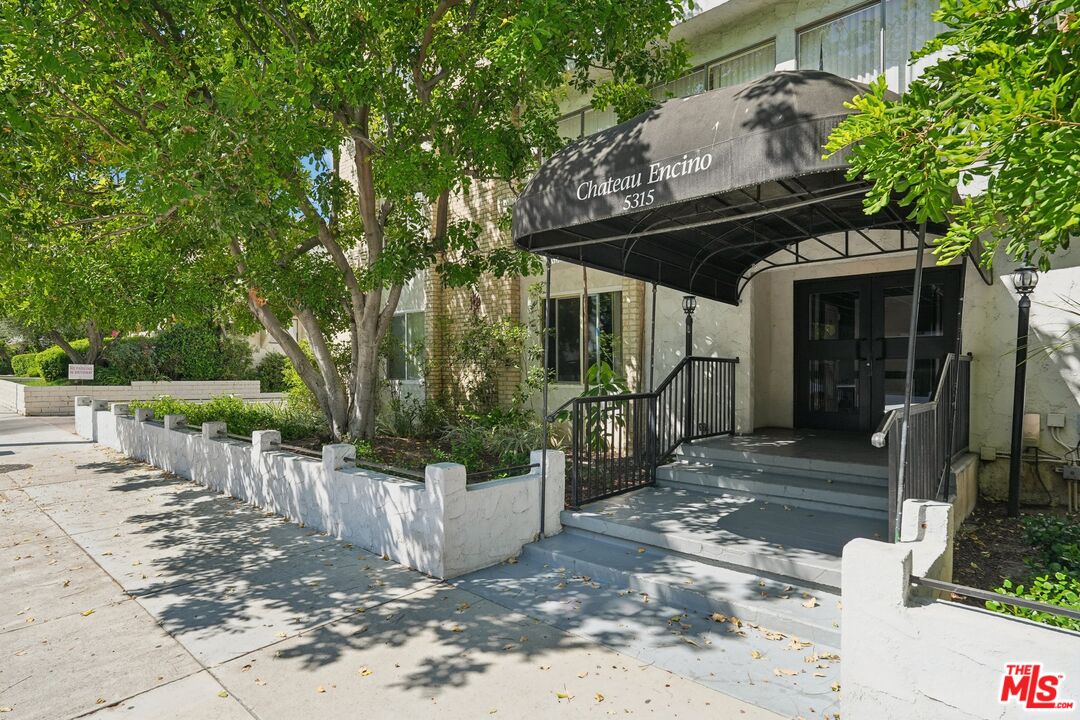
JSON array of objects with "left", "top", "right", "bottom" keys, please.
[
  {"left": 522, "top": 529, "right": 841, "bottom": 647},
  {"left": 561, "top": 507, "right": 844, "bottom": 591},
  {"left": 656, "top": 462, "right": 888, "bottom": 519},
  {"left": 675, "top": 441, "right": 888, "bottom": 487}
]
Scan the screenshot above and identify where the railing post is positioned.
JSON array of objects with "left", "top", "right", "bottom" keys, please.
[
  {"left": 571, "top": 400, "right": 581, "bottom": 507},
  {"left": 684, "top": 358, "right": 694, "bottom": 441},
  {"left": 729, "top": 359, "right": 737, "bottom": 434}
]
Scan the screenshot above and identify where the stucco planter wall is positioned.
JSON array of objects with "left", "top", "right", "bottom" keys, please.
[
  {"left": 0, "top": 378, "right": 284, "bottom": 416},
  {"left": 842, "top": 500, "right": 1080, "bottom": 719},
  {"left": 75, "top": 397, "right": 564, "bottom": 579}
]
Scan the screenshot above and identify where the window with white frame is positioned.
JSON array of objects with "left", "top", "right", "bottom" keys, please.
[
  {"left": 387, "top": 311, "right": 425, "bottom": 381},
  {"left": 545, "top": 291, "right": 623, "bottom": 383},
  {"left": 709, "top": 41, "right": 777, "bottom": 89},
  {"left": 559, "top": 39, "right": 776, "bottom": 142},
  {"left": 798, "top": 3, "right": 883, "bottom": 84},
  {"left": 797, "top": 1, "right": 944, "bottom": 89}
]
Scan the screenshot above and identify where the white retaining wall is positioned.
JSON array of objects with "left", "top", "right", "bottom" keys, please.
[
  {"left": 75, "top": 398, "right": 564, "bottom": 579},
  {"left": 843, "top": 500, "right": 1080, "bottom": 719},
  {"left": 0, "top": 378, "right": 285, "bottom": 416}
]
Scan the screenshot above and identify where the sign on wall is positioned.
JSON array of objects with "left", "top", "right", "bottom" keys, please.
[{"left": 68, "top": 364, "right": 95, "bottom": 381}]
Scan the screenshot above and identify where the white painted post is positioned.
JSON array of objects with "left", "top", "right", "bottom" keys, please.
[
  {"left": 110, "top": 403, "right": 130, "bottom": 416},
  {"left": 424, "top": 461, "right": 467, "bottom": 578},
  {"left": 163, "top": 414, "right": 187, "bottom": 431},
  {"left": 532, "top": 449, "right": 565, "bottom": 538},
  {"left": 74, "top": 396, "right": 95, "bottom": 439},
  {"left": 321, "top": 443, "right": 355, "bottom": 475},
  {"left": 202, "top": 421, "right": 227, "bottom": 440},
  {"left": 251, "top": 430, "right": 281, "bottom": 456},
  {"left": 134, "top": 408, "right": 154, "bottom": 422}
]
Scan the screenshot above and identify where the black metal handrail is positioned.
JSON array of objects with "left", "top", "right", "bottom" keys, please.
[
  {"left": 466, "top": 463, "right": 540, "bottom": 483},
  {"left": 873, "top": 353, "right": 972, "bottom": 540},
  {"left": 912, "top": 576, "right": 1080, "bottom": 623},
  {"left": 555, "top": 356, "right": 739, "bottom": 507}
]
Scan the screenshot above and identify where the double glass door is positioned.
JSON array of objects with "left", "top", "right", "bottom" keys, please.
[{"left": 793, "top": 267, "right": 961, "bottom": 433}]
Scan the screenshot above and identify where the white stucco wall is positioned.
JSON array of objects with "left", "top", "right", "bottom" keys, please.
[
  {"left": 958, "top": 247, "right": 1080, "bottom": 504},
  {"left": 76, "top": 399, "right": 564, "bottom": 579},
  {"left": 843, "top": 500, "right": 1080, "bottom": 719}
]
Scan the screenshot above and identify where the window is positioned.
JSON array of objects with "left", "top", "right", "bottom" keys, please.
[
  {"left": 797, "top": 0, "right": 946, "bottom": 89},
  {"left": 798, "top": 3, "right": 883, "bottom": 83},
  {"left": 388, "top": 311, "right": 425, "bottom": 381},
  {"left": 557, "top": 114, "right": 583, "bottom": 142},
  {"left": 545, "top": 291, "right": 623, "bottom": 383},
  {"left": 583, "top": 106, "right": 618, "bottom": 136},
  {"left": 650, "top": 68, "right": 707, "bottom": 103},
  {"left": 709, "top": 41, "right": 776, "bottom": 90}
]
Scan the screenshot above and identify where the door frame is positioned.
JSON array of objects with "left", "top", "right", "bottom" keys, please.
[{"left": 792, "top": 265, "right": 963, "bottom": 433}]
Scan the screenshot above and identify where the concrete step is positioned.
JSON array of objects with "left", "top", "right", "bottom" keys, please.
[
  {"left": 561, "top": 506, "right": 846, "bottom": 592},
  {"left": 454, "top": 544, "right": 842, "bottom": 719},
  {"left": 656, "top": 461, "right": 888, "bottom": 520},
  {"left": 522, "top": 529, "right": 841, "bottom": 647},
  {"left": 676, "top": 440, "right": 889, "bottom": 488}
]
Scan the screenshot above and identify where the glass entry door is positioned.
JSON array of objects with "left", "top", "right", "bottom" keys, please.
[{"left": 794, "top": 267, "right": 961, "bottom": 433}]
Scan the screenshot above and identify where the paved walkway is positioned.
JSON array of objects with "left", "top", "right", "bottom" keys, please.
[{"left": 0, "top": 414, "right": 783, "bottom": 720}]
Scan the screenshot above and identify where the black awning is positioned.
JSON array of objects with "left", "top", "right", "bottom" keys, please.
[{"left": 512, "top": 70, "right": 951, "bottom": 305}]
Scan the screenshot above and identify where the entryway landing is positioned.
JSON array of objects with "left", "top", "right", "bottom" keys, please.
[{"left": 681, "top": 427, "right": 888, "bottom": 477}]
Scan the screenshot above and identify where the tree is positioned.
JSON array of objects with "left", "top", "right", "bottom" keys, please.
[
  {"left": 1, "top": 1, "right": 688, "bottom": 438},
  {"left": 825, "top": 0, "right": 1080, "bottom": 271}
]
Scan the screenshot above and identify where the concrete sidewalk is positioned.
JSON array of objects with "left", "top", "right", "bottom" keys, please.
[{"left": 0, "top": 413, "right": 783, "bottom": 720}]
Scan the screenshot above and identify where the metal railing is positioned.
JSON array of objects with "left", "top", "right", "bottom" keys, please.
[
  {"left": 911, "top": 576, "right": 1080, "bottom": 624},
  {"left": 872, "top": 353, "right": 972, "bottom": 539},
  {"left": 550, "top": 356, "right": 738, "bottom": 507}
]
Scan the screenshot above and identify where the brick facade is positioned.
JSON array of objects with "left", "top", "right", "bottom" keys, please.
[{"left": 425, "top": 181, "right": 523, "bottom": 409}]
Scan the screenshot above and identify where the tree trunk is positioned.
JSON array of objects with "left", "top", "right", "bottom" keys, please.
[
  {"left": 47, "top": 331, "right": 87, "bottom": 364},
  {"left": 84, "top": 321, "right": 104, "bottom": 365},
  {"left": 349, "top": 340, "right": 381, "bottom": 439}
]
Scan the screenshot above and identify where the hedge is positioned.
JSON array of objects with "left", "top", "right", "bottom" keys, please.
[
  {"left": 256, "top": 352, "right": 290, "bottom": 393},
  {"left": 37, "top": 339, "right": 90, "bottom": 382},
  {"left": 11, "top": 353, "right": 40, "bottom": 378}
]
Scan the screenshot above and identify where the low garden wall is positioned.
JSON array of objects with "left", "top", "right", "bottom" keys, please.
[
  {"left": 0, "top": 378, "right": 284, "bottom": 416},
  {"left": 842, "top": 500, "right": 1079, "bottom": 719},
  {"left": 75, "top": 397, "right": 564, "bottom": 579}
]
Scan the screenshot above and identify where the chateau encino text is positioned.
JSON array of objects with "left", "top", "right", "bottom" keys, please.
[{"left": 575, "top": 152, "right": 714, "bottom": 211}]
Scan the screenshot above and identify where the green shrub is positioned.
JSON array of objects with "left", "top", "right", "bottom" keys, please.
[
  {"left": 36, "top": 339, "right": 90, "bottom": 381},
  {"left": 281, "top": 343, "right": 319, "bottom": 411},
  {"left": 98, "top": 338, "right": 161, "bottom": 385},
  {"left": 129, "top": 394, "right": 327, "bottom": 443},
  {"left": 987, "top": 572, "right": 1080, "bottom": 632},
  {"left": 10, "top": 352, "right": 38, "bottom": 377},
  {"left": 440, "top": 407, "right": 545, "bottom": 470},
  {"left": 256, "top": 353, "right": 290, "bottom": 393},
  {"left": 152, "top": 324, "right": 254, "bottom": 381},
  {"left": 1023, "top": 515, "right": 1080, "bottom": 576}
]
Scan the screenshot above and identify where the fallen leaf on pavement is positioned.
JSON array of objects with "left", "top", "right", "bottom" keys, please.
[
  {"left": 594, "top": 693, "right": 605, "bottom": 703},
  {"left": 217, "top": 691, "right": 229, "bottom": 699},
  {"left": 773, "top": 668, "right": 800, "bottom": 677},
  {"left": 358, "top": 667, "right": 373, "bottom": 677},
  {"left": 751, "top": 650, "right": 763, "bottom": 659},
  {"left": 81, "top": 609, "right": 95, "bottom": 617}
]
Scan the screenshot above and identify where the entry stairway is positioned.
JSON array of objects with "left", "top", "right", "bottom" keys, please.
[{"left": 455, "top": 436, "right": 884, "bottom": 718}]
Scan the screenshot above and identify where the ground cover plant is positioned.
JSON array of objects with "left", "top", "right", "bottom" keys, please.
[{"left": 953, "top": 506, "right": 1080, "bottom": 632}]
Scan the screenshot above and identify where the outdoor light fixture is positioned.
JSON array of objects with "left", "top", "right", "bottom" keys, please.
[
  {"left": 683, "top": 295, "right": 697, "bottom": 359},
  {"left": 1007, "top": 261, "right": 1039, "bottom": 517},
  {"left": 1012, "top": 263, "right": 1040, "bottom": 295}
]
